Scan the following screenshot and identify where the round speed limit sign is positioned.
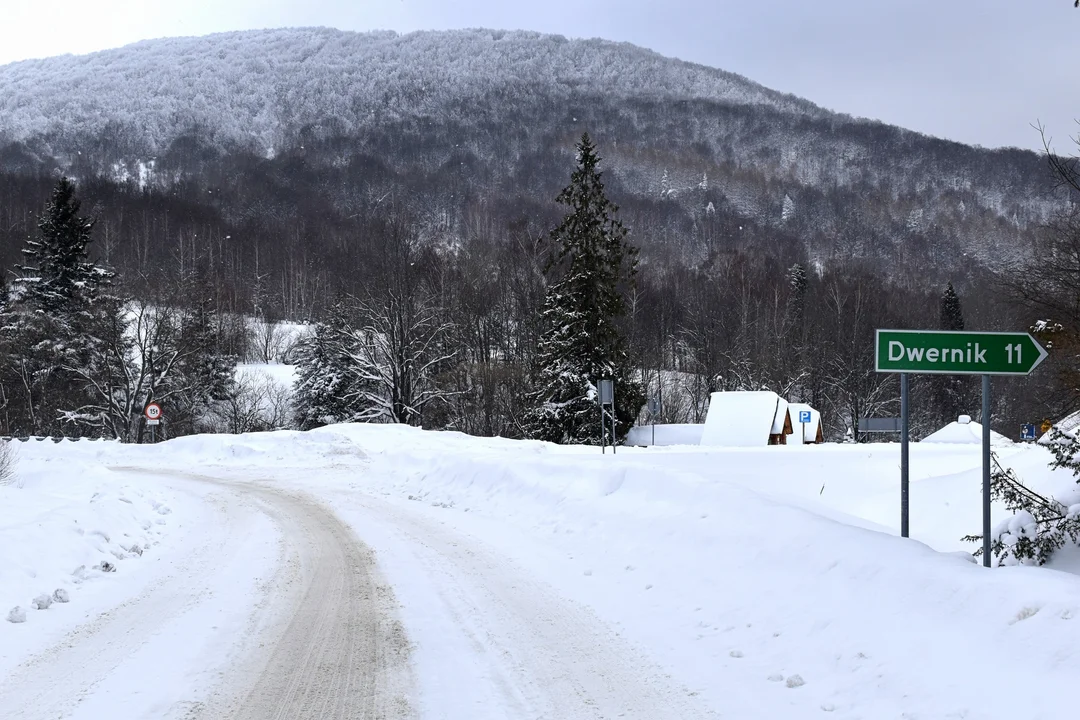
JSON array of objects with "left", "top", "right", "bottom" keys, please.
[{"left": 144, "top": 403, "right": 163, "bottom": 421}]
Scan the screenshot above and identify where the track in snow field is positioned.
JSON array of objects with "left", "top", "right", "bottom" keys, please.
[
  {"left": 326, "top": 488, "right": 720, "bottom": 720},
  {"left": 194, "top": 478, "right": 414, "bottom": 720}
]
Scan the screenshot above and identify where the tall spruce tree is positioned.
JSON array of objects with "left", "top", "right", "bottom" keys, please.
[
  {"left": 933, "top": 282, "right": 971, "bottom": 426},
  {"left": 525, "top": 133, "right": 643, "bottom": 444},
  {"left": 0, "top": 177, "right": 113, "bottom": 435},
  {"left": 940, "top": 282, "right": 965, "bottom": 331},
  {"left": 17, "top": 177, "right": 110, "bottom": 314}
]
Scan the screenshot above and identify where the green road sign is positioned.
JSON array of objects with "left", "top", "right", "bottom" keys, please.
[{"left": 875, "top": 329, "right": 1047, "bottom": 375}]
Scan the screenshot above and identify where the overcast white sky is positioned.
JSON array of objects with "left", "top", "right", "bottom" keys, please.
[{"left": 1, "top": 0, "right": 1076, "bottom": 150}]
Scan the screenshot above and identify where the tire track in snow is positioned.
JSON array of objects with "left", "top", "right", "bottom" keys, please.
[
  {"left": 337, "top": 490, "right": 720, "bottom": 720},
  {"left": 170, "top": 476, "right": 414, "bottom": 720}
]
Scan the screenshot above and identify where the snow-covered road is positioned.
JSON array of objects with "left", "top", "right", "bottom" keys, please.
[
  {"left": 1, "top": 464, "right": 715, "bottom": 719},
  {"left": 4, "top": 426, "right": 1080, "bottom": 719},
  {"left": 319, "top": 482, "right": 716, "bottom": 720}
]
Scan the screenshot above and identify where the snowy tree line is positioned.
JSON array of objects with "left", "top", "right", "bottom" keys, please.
[{"left": 2, "top": 127, "right": 1078, "bottom": 443}]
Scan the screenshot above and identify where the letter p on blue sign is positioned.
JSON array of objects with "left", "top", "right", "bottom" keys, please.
[{"left": 799, "top": 410, "right": 811, "bottom": 423}]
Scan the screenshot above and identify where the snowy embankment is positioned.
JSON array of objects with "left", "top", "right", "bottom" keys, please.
[
  {"left": 0, "top": 439, "right": 203, "bottom": 682},
  {"left": 139, "top": 426, "right": 1080, "bottom": 719},
  {"left": 0, "top": 443, "right": 179, "bottom": 617}
]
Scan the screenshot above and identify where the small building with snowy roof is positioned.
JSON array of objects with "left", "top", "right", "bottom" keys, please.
[
  {"left": 700, "top": 391, "right": 792, "bottom": 447},
  {"left": 786, "top": 403, "right": 824, "bottom": 445},
  {"left": 921, "top": 415, "right": 1011, "bottom": 446}
]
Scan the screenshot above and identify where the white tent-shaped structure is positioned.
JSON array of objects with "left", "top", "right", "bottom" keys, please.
[
  {"left": 786, "top": 403, "right": 824, "bottom": 445},
  {"left": 921, "top": 415, "right": 1011, "bottom": 446},
  {"left": 700, "top": 391, "right": 792, "bottom": 447}
]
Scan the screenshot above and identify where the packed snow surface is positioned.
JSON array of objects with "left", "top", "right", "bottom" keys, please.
[{"left": 2, "top": 427, "right": 1080, "bottom": 719}]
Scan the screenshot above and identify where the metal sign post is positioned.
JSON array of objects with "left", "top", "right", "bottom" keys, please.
[
  {"left": 982, "top": 374, "right": 992, "bottom": 566},
  {"left": 647, "top": 397, "right": 660, "bottom": 446},
  {"left": 797, "top": 409, "right": 811, "bottom": 445},
  {"left": 900, "top": 373, "right": 909, "bottom": 538},
  {"left": 875, "top": 329, "right": 1047, "bottom": 567},
  {"left": 598, "top": 380, "right": 615, "bottom": 454},
  {"left": 144, "top": 403, "right": 163, "bottom": 444}
]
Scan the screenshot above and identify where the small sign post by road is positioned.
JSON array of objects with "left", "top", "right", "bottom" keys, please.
[
  {"left": 597, "top": 380, "right": 616, "bottom": 455},
  {"left": 876, "top": 329, "right": 1047, "bottom": 567},
  {"left": 144, "top": 403, "right": 163, "bottom": 443},
  {"left": 1021, "top": 424, "right": 1036, "bottom": 442},
  {"left": 647, "top": 397, "right": 661, "bottom": 446}
]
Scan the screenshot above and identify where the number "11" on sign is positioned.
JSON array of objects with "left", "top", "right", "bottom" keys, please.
[{"left": 1005, "top": 343, "right": 1023, "bottom": 364}]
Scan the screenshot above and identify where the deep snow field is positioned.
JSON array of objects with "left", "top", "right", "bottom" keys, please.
[{"left": 2, "top": 427, "right": 1080, "bottom": 719}]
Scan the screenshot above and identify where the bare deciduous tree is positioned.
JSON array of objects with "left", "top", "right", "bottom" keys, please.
[
  {"left": 336, "top": 291, "right": 457, "bottom": 425},
  {"left": 212, "top": 370, "right": 293, "bottom": 434}
]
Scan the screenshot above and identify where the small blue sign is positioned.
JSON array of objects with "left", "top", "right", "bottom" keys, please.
[
  {"left": 1021, "top": 423, "right": 1036, "bottom": 441},
  {"left": 798, "top": 410, "right": 812, "bottom": 424}
]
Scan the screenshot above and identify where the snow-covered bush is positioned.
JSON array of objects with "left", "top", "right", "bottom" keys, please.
[
  {"left": 964, "top": 451, "right": 1080, "bottom": 566},
  {"left": 0, "top": 440, "right": 17, "bottom": 486},
  {"left": 6, "top": 606, "right": 26, "bottom": 623}
]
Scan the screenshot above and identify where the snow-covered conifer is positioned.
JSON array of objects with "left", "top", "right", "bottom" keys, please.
[
  {"left": 525, "top": 133, "right": 643, "bottom": 444},
  {"left": 293, "top": 302, "right": 365, "bottom": 430}
]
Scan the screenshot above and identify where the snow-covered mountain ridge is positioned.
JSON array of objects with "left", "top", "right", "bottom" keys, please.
[
  {"left": 0, "top": 27, "right": 820, "bottom": 152},
  {"left": 0, "top": 27, "right": 1061, "bottom": 277}
]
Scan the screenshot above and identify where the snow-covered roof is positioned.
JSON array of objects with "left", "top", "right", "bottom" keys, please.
[
  {"left": 700, "top": 391, "right": 788, "bottom": 447},
  {"left": 770, "top": 397, "right": 790, "bottom": 435},
  {"left": 921, "top": 417, "right": 1011, "bottom": 446}
]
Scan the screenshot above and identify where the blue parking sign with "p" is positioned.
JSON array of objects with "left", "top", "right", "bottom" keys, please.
[{"left": 799, "top": 410, "right": 812, "bottom": 423}]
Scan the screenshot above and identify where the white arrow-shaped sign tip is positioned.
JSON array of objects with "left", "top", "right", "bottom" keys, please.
[{"left": 1030, "top": 334, "right": 1049, "bottom": 372}]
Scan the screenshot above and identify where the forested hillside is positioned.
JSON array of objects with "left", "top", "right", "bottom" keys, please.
[{"left": 0, "top": 28, "right": 1075, "bottom": 442}]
